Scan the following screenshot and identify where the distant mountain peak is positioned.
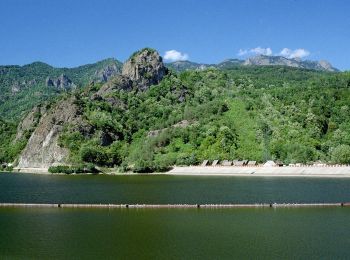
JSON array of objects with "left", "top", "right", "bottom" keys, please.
[
  {"left": 166, "top": 55, "right": 338, "bottom": 72},
  {"left": 243, "top": 55, "right": 338, "bottom": 72}
]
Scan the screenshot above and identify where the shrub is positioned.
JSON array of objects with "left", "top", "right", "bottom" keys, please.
[
  {"left": 331, "top": 145, "right": 350, "bottom": 164},
  {"left": 48, "top": 164, "right": 98, "bottom": 174},
  {"left": 80, "top": 145, "right": 109, "bottom": 166}
]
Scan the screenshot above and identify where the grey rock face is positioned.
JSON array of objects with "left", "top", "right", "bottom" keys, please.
[
  {"left": 46, "top": 74, "right": 76, "bottom": 90},
  {"left": 92, "top": 75, "right": 133, "bottom": 100},
  {"left": 10, "top": 79, "right": 37, "bottom": 94},
  {"left": 244, "top": 55, "right": 300, "bottom": 67},
  {"left": 122, "top": 48, "right": 168, "bottom": 91},
  {"left": 94, "top": 64, "right": 120, "bottom": 82},
  {"left": 243, "top": 55, "right": 338, "bottom": 72},
  {"left": 92, "top": 49, "right": 168, "bottom": 100},
  {"left": 17, "top": 98, "right": 83, "bottom": 168},
  {"left": 14, "top": 105, "right": 46, "bottom": 142},
  {"left": 317, "top": 60, "right": 337, "bottom": 72}
]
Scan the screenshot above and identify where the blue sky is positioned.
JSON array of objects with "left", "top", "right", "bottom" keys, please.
[{"left": 0, "top": 0, "right": 349, "bottom": 70}]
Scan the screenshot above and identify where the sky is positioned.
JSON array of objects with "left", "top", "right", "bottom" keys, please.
[{"left": 0, "top": 0, "right": 349, "bottom": 70}]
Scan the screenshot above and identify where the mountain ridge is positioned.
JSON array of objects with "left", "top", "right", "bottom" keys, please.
[
  {"left": 1, "top": 48, "right": 350, "bottom": 172},
  {"left": 166, "top": 55, "right": 339, "bottom": 72},
  {"left": 0, "top": 54, "right": 340, "bottom": 120}
]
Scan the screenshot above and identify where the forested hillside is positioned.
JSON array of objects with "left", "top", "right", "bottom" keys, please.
[
  {"left": 0, "top": 59, "right": 122, "bottom": 120},
  {"left": 67, "top": 66, "right": 349, "bottom": 172},
  {"left": 1, "top": 49, "right": 350, "bottom": 172}
]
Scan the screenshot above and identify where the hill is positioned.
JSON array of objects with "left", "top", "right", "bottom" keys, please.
[
  {"left": 1, "top": 48, "right": 350, "bottom": 173},
  {"left": 0, "top": 58, "right": 122, "bottom": 120}
]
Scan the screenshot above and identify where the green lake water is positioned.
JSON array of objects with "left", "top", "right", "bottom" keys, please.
[{"left": 1, "top": 173, "right": 350, "bottom": 259}]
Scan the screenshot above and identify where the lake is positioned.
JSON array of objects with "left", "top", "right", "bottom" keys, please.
[{"left": 1, "top": 173, "right": 350, "bottom": 259}]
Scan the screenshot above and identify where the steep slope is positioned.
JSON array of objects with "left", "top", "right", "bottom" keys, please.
[
  {"left": 6, "top": 48, "right": 350, "bottom": 172},
  {"left": 0, "top": 58, "right": 122, "bottom": 120},
  {"left": 16, "top": 48, "right": 167, "bottom": 169},
  {"left": 17, "top": 97, "right": 84, "bottom": 168}
]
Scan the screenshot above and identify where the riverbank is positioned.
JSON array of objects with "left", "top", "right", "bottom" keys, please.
[
  {"left": 167, "top": 166, "right": 350, "bottom": 177},
  {"left": 9, "top": 165, "right": 350, "bottom": 177}
]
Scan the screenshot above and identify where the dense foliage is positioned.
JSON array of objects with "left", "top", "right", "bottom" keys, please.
[
  {"left": 2, "top": 64, "right": 350, "bottom": 172},
  {"left": 48, "top": 164, "right": 98, "bottom": 174},
  {"left": 55, "top": 67, "right": 350, "bottom": 171},
  {"left": 0, "top": 59, "right": 122, "bottom": 120},
  {"left": 0, "top": 117, "right": 27, "bottom": 164}
]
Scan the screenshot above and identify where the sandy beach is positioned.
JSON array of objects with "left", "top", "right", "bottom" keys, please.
[
  {"left": 166, "top": 166, "right": 350, "bottom": 178},
  {"left": 8, "top": 165, "right": 350, "bottom": 177}
]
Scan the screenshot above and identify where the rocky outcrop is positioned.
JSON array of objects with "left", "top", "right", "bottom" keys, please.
[
  {"left": 10, "top": 79, "right": 37, "bottom": 94},
  {"left": 15, "top": 49, "right": 171, "bottom": 169},
  {"left": 17, "top": 98, "right": 84, "bottom": 168},
  {"left": 46, "top": 74, "right": 76, "bottom": 90},
  {"left": 122, "top": 48, "right": 168, "bottom": 91},
  {"left": 93, "top": 75, "right": 133, "bottom": 99},
  {"left": 92, "top": 49, "right": 168, "bottom": 101},
  {"left": 94, "top": 64, "right": 120, "bottom": 82},
  {"left": 244, "top": 55, "right": 301, "bottom": 67},
  {"left": 14, "top": 105, "right": 47, "bottom": 142}
]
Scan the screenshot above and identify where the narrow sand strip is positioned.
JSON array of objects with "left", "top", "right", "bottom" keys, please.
[{"left": 167, "top": 166, "right": 350, "bottom": 177}]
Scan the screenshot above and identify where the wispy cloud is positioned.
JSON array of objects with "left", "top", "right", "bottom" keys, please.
[
  {"left": 238, "top": 47, "right": 310, "bottom": 59},
  {"left": 251, "top": 47, "right": 273, "bottom": 56},
  {"left": 279, "top": 48, "right": 310, "bottom": 59},
  {"left": 238, "top": 49, "right": 248, "bottom": 56},
  {"left": 238, "top": 47, "right": 272, "bottom": 56},
  {"left": 164, "top": 50, "right": 189, "bottom": 62}
]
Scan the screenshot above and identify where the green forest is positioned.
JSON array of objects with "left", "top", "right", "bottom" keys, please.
[{"left": 1, "top": 60, "right": 350, "bottom": 172}]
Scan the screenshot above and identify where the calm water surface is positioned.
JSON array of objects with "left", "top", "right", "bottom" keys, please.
[
  {"left": 1, "top": 207, "right": 350, "bottom": 259},
  {"left": 1, "top": 173, "right": 350, "bottom": 204},
  {"left": 1, "top": 173, "right": 350, "bottom": 259}
]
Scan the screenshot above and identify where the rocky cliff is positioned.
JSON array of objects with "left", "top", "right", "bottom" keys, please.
[
  {"left": 94, "top": 48, "right": 167, "bottom": 99},
  {"left": 16, "top": 98, "right": 84, "bottom": 168},
  {"left": 122, "top": 48, "right": 168, "bottom": 91},
  {"left": 46, "top": 74, "right": 77, "bottom": 90},
  {"left": 16, "top": 48, "right": 167, "bottom": 169}
]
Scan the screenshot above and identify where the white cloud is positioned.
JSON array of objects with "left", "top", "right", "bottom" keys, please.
[
  {"left": 237, "top": 49, "right": 248, "bottom": 56},
  {"left": 237, "top": 47, "right": 311, "bottom": 59},
  {"left": 164, "top": 50, "right": 189, "bottom": 62},
  {"left": 237, "top": 47, "right": 272, "bottom": 56},
  {"left": 251, "top": 47, "right": 273, "bottom": 56},
  {"left": 279, "top": 48, "right": 310, "bottom": 59}
]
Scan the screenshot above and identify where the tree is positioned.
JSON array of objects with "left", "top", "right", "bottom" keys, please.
[{"left": 331, "top": 145, "right": 350, "bottom": 164}]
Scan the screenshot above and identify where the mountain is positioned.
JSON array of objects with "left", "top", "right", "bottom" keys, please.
[
  {"left": 0, "top": 53, "right": 339, "bottom": 121},
  {"left": 1, "top": 48, "right": 350, "bottom": 173},
  {"left": 2, "top": 48, "right": 349, "bottom": 173},
  {"left": 16, "top": 48, "right": 168, "bottom": 169},
  {"left": 216, "top": 59, "right": 245, "bottom": 69},
  {"left": 166, "top": 56, "right": 338, "bottom": 72},
  {"left": 0, "top": 58, "right": 122, "bottom": 120},
  {"left": 166, "top": 61, "right": 213, "bottom": 72},
  {"left": 244, "top": 55, "right": 339, "bottom": 72}
]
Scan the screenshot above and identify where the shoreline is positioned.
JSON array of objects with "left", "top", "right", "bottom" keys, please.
[
  {"left": 166, "top": 166, "right": 350, "bottom": 178},
  {"left": 6, "top": 165, "right": 350, "bottom": 178}
]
